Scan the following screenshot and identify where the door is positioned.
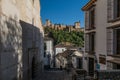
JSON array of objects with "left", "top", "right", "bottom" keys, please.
[
  {"left": 88, "top": 58, "right": 94, "bottom": 76},
  {"left": 32, "top": 57, "right": 36, "bottom": 79},
  {"left": 28, "top": 48, "right": 38, "bottom": 80},
  {"left": 77, "top": 58, "right": 82, "bottom": 69}
]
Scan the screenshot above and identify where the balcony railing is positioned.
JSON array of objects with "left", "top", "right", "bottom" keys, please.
[{"left": 95, "top": 70, "right": 120, "bottom": 80}]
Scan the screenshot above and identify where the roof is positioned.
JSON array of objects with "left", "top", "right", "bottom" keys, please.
[
  {"left": 56, "top": 50, "right": 75, "bottom": 58},
  {"left": 56, "top": 50, "right": 83, "bottom": 58},
  {"left": 82, "top": 0, "right": 97, "bottom": 11},
  {"left": 55, "top": 42, "right": 75, "bottom": 48},
  {"left": 71, "top": 51, "right": 83, "bottom": 57},
  {"left": 60, "top": 50, "right": 75, "bottom": 58},
  {"left": 67, "top": 46, "right": 79, "bottom": 50},
  {"left": 44, "top": 37, "right": 53, "bottom": 41}
]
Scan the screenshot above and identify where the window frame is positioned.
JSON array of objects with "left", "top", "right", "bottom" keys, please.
[
  {"left": 115, "top": 28, "right": 120, "bottom": 55},
  {"left": 89, "top": 8, "right": 95, "bottom": 29},
  {"left": 114, "top": 0, "right": 120, "bottom": 19},
  {"left": 89, "top": 33, "right": 95, "bottom": 54}
]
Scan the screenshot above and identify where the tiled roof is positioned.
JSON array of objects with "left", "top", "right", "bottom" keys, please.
[
  {"left": 55, "top": 42, "right": 75, "bottom": 48},
  {"left": 56, "top": 50, "right": 76, "bottom": 58}
]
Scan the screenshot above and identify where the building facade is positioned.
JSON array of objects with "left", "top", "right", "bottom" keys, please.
[
  {"left": 82, "top": 0, "right": 120, "bottom": 77},
  {"left": 0, "top": 0, "right": 44, "bottom": 80},
  {"left": 44, "top": 19, "right": 84, "bottom": 32},
  {"left": 56, "top": 50, "right": 83, "bottom": 69},
  {"left": 44, "top": 37, "right": 54, "bottom": 68}
]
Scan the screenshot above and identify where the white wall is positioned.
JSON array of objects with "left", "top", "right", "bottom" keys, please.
[
  {"left": 55, "top": 47, "right": 66, "bottom": 55},
  {"left": 44, "top": 40, "right": 54, "bottom": 67},
  {"left": 95, "top": 0, "right": 108, "bottom": 70}
]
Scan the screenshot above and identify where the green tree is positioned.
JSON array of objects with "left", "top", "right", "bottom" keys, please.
[{"left": 44, "top": 27, "right": 84, "bottom": 47}]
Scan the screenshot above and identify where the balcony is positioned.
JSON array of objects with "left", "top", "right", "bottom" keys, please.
[{"left": 96, "top": 70, "right": 120, "bottom": 80}]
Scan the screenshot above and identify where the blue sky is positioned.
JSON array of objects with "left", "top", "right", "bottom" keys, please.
[{"left": 40, "top": 0, "right": 89, "bottom": 27}]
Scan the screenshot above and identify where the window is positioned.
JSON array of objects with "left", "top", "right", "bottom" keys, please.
[
  {"left": 115, "top": 0, "right": 120, "bottom": 18},
  {"left": 85, "top": 7, "right": 95, "bottom": 30},
  {"left": 85, "top": 33, "right": 95, "bottom": 54},
  {"left": 107, "top": 28, "right": 120, "bottom": 55},
  {"left": 44, "top": 43, "right": 47, "bottom": 57},
  {"left": 113, "top": 63, "right": 120, "bottom": 69},
  {"left": 107, "top": 0, "right": 120, "bottom": 21},
  {"left": 107, "top": 62, "right": 113, "bottom": 70},
  {"left": 90, "top": 9, "right": 95, "bottom": 29},
  {"left": 116, "top": 29, "right": 120, "bottom": 54},
  {"left": 88, "top": 58, "right": 94, "bottom": 76},
  {"left": 89, "top": 33, "right": 95, "bottom": 54},
  {"left": 77, "top": 58, "right": 82, "bottom": 69}
]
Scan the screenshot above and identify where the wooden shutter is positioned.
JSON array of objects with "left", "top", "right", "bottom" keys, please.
[
  {"left": 85, "top": 34, "right": 90, "bottom": 52},
  {"left": 85, "top": 11, "right": 89, "bottom": 30},
  {"left": 107, "top": 0, "right": 114, "bottom": 21},
  {"left": 107, "top": 29, "right": 113, "bottom": 55}
]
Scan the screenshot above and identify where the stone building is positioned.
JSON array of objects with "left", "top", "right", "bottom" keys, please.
[
  {"left": 0, "top": 0, "right": 44, "bottom": 80},
  {"left": 44, "top": 19, "right": 84, "bottom": 32},
  {"left": 82, "top": 0, "right": 120, "bottom": 77}
]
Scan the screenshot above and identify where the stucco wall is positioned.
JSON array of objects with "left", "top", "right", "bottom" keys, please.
[
  {"left": 44, "top": 40, "right": 54, "bottom": 67},
  {"left": 95, "top": 0, "right": 108, "bottom": 70}
]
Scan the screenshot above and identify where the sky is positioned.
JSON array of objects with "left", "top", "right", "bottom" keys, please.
[{"left": 40, "top": 0, "right": 89, "bottom": 27}]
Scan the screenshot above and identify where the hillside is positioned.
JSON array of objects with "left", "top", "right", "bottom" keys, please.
[{"left": 44, "top": 27, "right": 84, "bottom": 47}]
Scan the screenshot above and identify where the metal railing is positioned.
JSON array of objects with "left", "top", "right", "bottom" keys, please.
[{"left": 95, "top": 70, "right": 120, "bottom": 80}]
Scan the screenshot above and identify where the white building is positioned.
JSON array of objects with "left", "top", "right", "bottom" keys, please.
[
  {"left": 44, "top": 37, "right": 54, "bottom": 68},
  {"left": 55, "top": 44, "right": 67, "bottom": 55},
  {"left": 82, "top": 0, "right": 120, "bottom": 77},
  {"left": 56, "top": 50, "right": 83, "bottom": 69}
]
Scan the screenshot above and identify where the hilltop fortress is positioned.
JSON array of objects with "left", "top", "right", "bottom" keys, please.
[{"left": 44, "top": 19, "right": 84, "bottom": 32}]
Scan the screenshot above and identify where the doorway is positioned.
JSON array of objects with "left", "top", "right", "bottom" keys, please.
[
  {"left": 77, "top": 58, "right": 82, "bottom": 69},
  {"left": 32, "top": 57, "right": 36, "bottom": 79},
  {"left": 88, "top": 58, "right": 94, "bottom": 76},
  {"left": 28, "top": 48, "right": 38, "bottom": 80}
]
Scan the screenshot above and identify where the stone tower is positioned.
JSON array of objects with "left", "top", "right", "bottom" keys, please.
[
  {"left": 46, "top": 19, "right": 51, "bottom": 26},
  {"left": 75, "top": 21, "right": 80, "bottom": 28}
]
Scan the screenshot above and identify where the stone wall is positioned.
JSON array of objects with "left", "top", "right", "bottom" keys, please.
[
  {"left": 0, "top": 13, "right": 22, "bottom": 80},
  {"left": 0, "top": 0, "right": 44, "bottom": 80}
]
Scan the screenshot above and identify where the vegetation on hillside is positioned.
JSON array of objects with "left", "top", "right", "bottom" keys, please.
[{"left": 44, "top": 27, "right": 84, "bottom": 47}]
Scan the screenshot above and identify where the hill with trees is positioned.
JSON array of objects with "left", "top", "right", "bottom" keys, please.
[{"left": 44, "top": 27, "right": 84, "bottom": 47}]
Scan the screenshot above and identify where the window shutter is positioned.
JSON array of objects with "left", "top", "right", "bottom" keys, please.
[
  {"left": 107, "top": 0, "right": 114, "bottom": 21},
  {"left": 107, "top": 29, "right": 113, "bottom": 55},
  {"left": 85, "top": 34, "right": 90, "bottom": 52},
  {"left": 85, "top": 11, "right": 89, "bottom": 29}
]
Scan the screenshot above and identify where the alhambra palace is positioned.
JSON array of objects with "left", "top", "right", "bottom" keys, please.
[{"left": 44, "top": 19, "right": 84, "bottom": 32}]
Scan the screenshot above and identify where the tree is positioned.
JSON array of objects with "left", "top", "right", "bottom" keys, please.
[{"left": 44, "top": 27, "right": 84, "bottom": 47}]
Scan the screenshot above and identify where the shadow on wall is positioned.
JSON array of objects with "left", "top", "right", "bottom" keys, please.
[
  {"left": 20, "top": 20, "right": 44, "bottom": 80},
  {"left": 0, "top": 14, "right": 44, "bottom": 80}
]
